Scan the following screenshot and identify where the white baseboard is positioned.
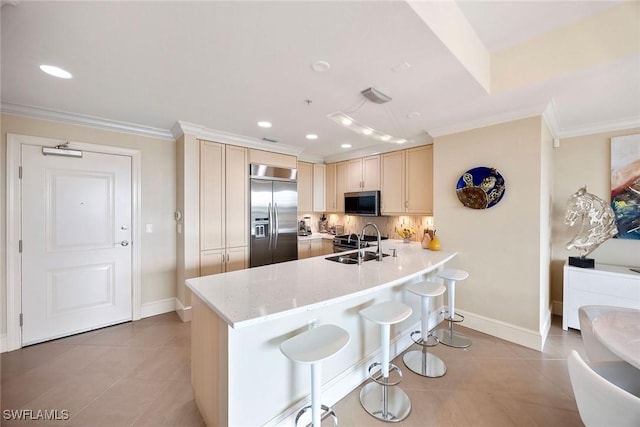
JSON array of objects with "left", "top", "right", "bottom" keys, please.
[
  {"left": 175, "top": 298, "right": 192, "bottom": 322},
  {"left": 266, "top": 309, "right": 443, "bottom": 427},
  {"left": 1, "top": 333, "right": 7, "bottom": 353},
  {"left": 140, "top": 297, "right": 178, "bottom": 319},
  {"left": 456, "top": 308, "right": 546, "bottom": 351},
  {"left": 552, "top": 300, "right": 563, "bottom": 316}
]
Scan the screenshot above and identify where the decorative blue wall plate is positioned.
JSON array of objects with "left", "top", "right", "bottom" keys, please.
[{"left": 456, "top": 167, "right": 506, "bottom": 209}]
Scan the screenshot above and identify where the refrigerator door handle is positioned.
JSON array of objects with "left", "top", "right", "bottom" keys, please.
[
  {"left": 273, "top": 202, "right": 279, "bottom": 248},
  {"left": 267, "top": 202, "right": 273, "bottom": 250}
]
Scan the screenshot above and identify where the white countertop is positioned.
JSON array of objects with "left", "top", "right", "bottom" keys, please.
[
  {"left": 297, "top": 232, "right": 336, "bottom": 241},
  {"left": 186, "top": 240, "right": 457, "bottom": 329}
]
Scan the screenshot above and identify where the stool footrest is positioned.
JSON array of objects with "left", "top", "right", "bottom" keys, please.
[
  {"left": 294, "top": 404, "right": 338, "bottom": 427},
  {"left": 410, "top": 330, "right": 440, "bottom": 347},
  {"left": 367, "top": 362, "right": 403, "bottom": 386},
  {"left": 440, "top": 310, "right": 465, "bottom": 323}
]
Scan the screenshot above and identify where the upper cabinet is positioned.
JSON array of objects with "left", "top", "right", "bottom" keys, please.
[
  {"left": 298, "top": 161, "right": 326, "bottom": 213},
  {"left": 248, "top": 149, "right": 296, "bottom": 169},
  {"left": 346, "top": 155, "right": 380, "bottom": 192},
  {"left": 297, "top": 161, "right": 313, "bottom": 212},
  {"left": 381, "top": 145, "right": 433, "bottom": 215}
]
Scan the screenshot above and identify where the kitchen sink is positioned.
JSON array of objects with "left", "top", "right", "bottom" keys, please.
[{"left": 325, "top": 251, "right": 389, "bottom": 264}]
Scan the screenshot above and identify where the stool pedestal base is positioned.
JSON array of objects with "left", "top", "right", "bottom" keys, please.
[
  {"left": 433, "top": 327, "right": 471, "bottom": 348},
  {"left": 403, "top": 349, "right": 446, "bottom": 378},
  {"left": 359, "top": 381, "right": 411, "bottom": 422}
]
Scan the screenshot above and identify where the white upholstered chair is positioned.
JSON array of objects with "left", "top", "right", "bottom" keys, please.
[{"left": 567, "top": 350, "right": 640, "bottom": 427}]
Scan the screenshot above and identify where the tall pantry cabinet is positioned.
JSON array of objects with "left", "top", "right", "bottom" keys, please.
[{"left": 199, "top": 141, "right": 249, "bottom": 275}]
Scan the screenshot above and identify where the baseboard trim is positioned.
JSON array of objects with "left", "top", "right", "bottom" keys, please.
[
  {"left": 175, "top": 299, "right": 192, "bottom": 322},
  {"left": 266, "top": 308, "right": 443, "bottom": 427},
  {"left": 140, "top": 297, "right": 178, "bottom": 319},
  {"left": 456, "top": 308, "right": 546, "bottom": 351},
  {"left": 552, "top": 300, "right": 563, "bottom": 316}
]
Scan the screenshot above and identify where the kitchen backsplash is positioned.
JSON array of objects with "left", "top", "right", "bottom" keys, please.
[{"left": 299, "top": 212, "right": 434, "bottom": 241}]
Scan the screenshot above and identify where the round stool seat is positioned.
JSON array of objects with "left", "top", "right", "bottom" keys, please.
[
  {"left": 406, "top": 281, "right": 446, "bottom": 298},
  {"left": 437, "top": 268, "right": 469, "bottom": 282},
  {"left": 280, "top": 324, "right": 350, "bottom": 364},
  {"left": 359, "top": 301, "right": 412, "bottom": 325}
]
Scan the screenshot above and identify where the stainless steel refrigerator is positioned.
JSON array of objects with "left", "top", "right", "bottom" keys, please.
[{"left": 250, "top": 164, "right": 298, "bottom": 267}]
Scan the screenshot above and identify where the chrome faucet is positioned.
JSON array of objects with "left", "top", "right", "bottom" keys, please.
[
  {"left": 347, "top": 233, "right": 363, "bottom": 265},
  {"left": 361, "top": 222, "right": 383, "bottom": 261}
]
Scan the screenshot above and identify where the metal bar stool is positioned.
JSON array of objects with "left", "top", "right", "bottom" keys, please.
[
  {"left": 403, "top": 280, "right": 447, "bottom": 377},
  {"left": 433, "top": 268, "right": 471, "bottom": 348},
  {"left": 359, "top": 300, "right": 412, "bottom": 422},
  {"left": 280, "top": 324, "right": 350, "bottom": 427}
]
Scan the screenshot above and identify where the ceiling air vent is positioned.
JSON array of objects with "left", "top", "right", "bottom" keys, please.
[{"left": 262, "top": 137, "right": 279, "bottom": 143}]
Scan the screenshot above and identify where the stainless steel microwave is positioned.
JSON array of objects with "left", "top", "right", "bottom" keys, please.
[{"left": 344, "top": 191, "right": 381, "bottom": 216}]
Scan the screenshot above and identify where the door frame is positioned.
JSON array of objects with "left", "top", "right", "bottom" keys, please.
[{"left": 5, "top": 133, "right": 142, "bottom": 352}]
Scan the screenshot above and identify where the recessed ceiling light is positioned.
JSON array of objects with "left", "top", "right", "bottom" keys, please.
[
  {"left": 311, "top": 60, "right": 331, "bottom": 72},
  {"left": 257, "top": 121, "right": 272, "bottom": 128},
  {"left": 380, "top": 135, "right": 391, "bottom": 141},
  {"left": 341, "top": 118, "right": 352, "bottom": 126},
  {"left": 40, "top": 65, "right": 72, "bottom": 79},
  {"left": 391, "top": 61, "right": 412, "bottom": 72},
  {"left": 362, "top": 129, "right": 372, "bottom": 135},
  {"left": 341, "top": 144, "right": 352, "bottom": 149},
  {"left": 407, "top": 112, "right": 421, "bottom": 119},
  {"left": 306, "top": 134, "right": 318, "bottom": 140}
]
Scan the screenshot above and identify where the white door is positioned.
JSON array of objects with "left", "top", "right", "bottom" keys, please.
[{"left": 21, "top": 144, "right": 133, "bottom": 345}]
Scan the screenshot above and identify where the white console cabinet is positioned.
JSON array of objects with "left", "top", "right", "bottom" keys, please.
[{"left": 562, "top": 262, "right": 640, "bottom": 330}]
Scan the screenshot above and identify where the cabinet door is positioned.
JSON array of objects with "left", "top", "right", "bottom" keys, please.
[
  {"left": 362, "top": 155, "right": 380, "bottom": 191},
  {"left": 313, "top": 164, "right": 326, "bottom": 212},
  {"left": 200, "top": 141, "right": 225, "bottom": 250},
  {"left": 310, "top": 239, "right": 323, "bottom": 257},
  {"left": 226, "top": 246, "right": 248, "bottom": 272},
  {"left": 297, "top": 161, "right": 313, "bottom": 212},
  {"left": 200, "top": 249, "right": 224, "bottom": 276},
  {"left": 336, "top": 162, "right": 346, "bottom": 212},
  {"left": 321, "top": 239, "right": 334, "bottom": 256},
  {"left": 298, "top": 241, "right": 311, "bottom": 259},
  {"left": 325, "top": 163, "right": 336, "bottom": 212},
  {"left": 406, "top": 145, "right": 433, "bottom": 214},
  {"left": 381, "top": 150, "right": 406, "bottom": 214},
  {"left": 345, "top": 158, "right": 363, "bottom": 192},
  {"left": 226, "top": 145, "right": 248, "bottom": 248}
]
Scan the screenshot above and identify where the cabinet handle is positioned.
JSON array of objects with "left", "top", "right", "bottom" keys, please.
[
  {"left": 405, "top": 200, "right": 409, "bottom": 208},
  {"left": 227, "top": 253, "right": 230, "bottom": 262}
]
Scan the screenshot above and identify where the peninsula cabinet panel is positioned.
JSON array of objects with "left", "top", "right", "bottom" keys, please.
[{"left": 297, "top": 161, "right": 313, "bottom": 212}]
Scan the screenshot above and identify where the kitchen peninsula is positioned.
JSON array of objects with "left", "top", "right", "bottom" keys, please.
[{"left": 186, "top": 240, "right": 456, "bottom": 426}]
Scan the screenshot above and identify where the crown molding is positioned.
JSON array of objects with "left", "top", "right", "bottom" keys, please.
[
  {"left": 172, "top": 121, "right": 304, "bottom": 157},
  {"left": 428, "top": 104, "right": 547, "bottom": 138},
  {"left": 555, "top": 115, "right": 640, "bottom": 139},
  {"left": 1, "top": 102, "right": 175, "bottom": 140}
]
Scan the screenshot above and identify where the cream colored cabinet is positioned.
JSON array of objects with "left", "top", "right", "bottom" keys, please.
[
  {"left": 313, "top": 163, "right": 326, "bottom": 212},
  {"left": 346, "top": 155, "right": 380, "bottom": 192},
  {"left": 298, "top": 161, "right": 326, "bottom": 213},
  {"left": 248, "top": 149, "right": 296, "bottom": 169},
  {"left": 381, "top": 145, "right": 433, "bottom": 215},
  {"left": 200, "top": 140, "right": 248, "bottom": 275},
  {"left": 325, "top": 161, "right": 346, "bottom": 212},
  {"left": 299, "top": 238, "right": 333, "bottom": 259},
  {"left": 297, "top": 161, "right": 313, "bottom": 212}
]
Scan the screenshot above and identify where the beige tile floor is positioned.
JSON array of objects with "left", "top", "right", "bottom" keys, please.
[{"left": 1, "top": 313, "right": 585, "bottom": 426}]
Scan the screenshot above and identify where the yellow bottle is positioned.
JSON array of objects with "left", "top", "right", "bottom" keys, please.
[{"left": 428, "top": 232, "right": 441, "bottom": 251}]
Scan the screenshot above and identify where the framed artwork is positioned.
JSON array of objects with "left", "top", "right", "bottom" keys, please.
[{"left": 611, "top": 134, "right": 640, "bottom": 240}]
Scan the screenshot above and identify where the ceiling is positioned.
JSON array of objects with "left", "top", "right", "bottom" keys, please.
[{"left": 2, "top": 1, "right": 639, "bottom": 162}]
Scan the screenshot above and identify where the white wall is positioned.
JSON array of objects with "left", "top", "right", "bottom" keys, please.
[
  {"left": 550, "top": 127, "right": 640, "bottom": 312},
  {"left": 1, "top": 114, "right": 177, "bottom": 337},
  {"left": 433, "top": 117, "right": 549, "bottom": 349}
]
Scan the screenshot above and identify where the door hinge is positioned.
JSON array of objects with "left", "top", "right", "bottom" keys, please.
[
  {"left": 19, "top": 313, "right": 23, "bottom": 327},
  {"left": 18, "top": 166, "right": 22, "bottom": 179},
  {"left": 19, "top": 240, "right": 22, "bottom": 253}
]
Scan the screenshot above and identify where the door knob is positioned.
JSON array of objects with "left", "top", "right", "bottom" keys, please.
[{"left": 120, "top": 240, "right": 129, "bottom": 247}]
